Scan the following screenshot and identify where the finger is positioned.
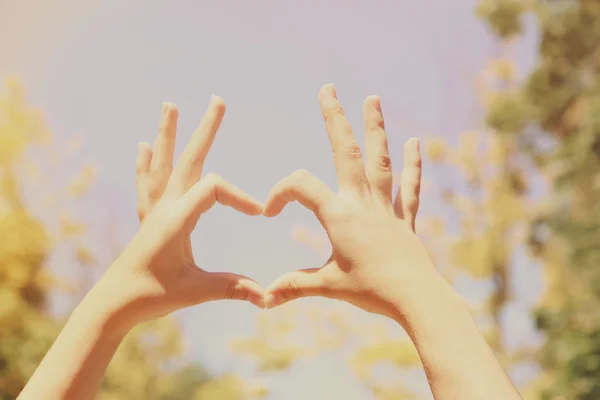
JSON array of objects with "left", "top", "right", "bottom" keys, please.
[
  {"left": 135, "top": 142, "right": 153, "bottom": 222},
  {"left": 180, "top": 173, "right": 263, "bottom": 223},
  {"left": 394, "top": 138, "right": 422, "bottom": 231},
  {"left": 201, "top": 272, "right": 265, "bottom": 309},
  {"left": 264, "top": 267, "right": 335, "bottom": 309},
  {"left": 263, "top": 169, "right": 335, "bottom": 219},
  {"left": 363, "top": 95, "right": 393, "bottom": 202},
  {"left": 149, "top": 103, "right": 179, "bottom": 201},
  {"left": 171, "top": 96, "right": 226, "bottom": 195},
  {"left": 318, "top": 84, "right": 369, "bottom": 195}
]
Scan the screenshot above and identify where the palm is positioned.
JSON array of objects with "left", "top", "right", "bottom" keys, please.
[
  {"left": 263, "top": 84, "right": 423, "bottom": 318},
  {"left": 117, "top": 99, "right": 265, "bottom": 321}
]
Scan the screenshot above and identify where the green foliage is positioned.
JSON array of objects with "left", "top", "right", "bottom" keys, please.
[
  {"left": 476, "top": 0, "right": 527, "bottom": 38},
  {"left": 0, "top": 78, "right": 249, "bottom": 400},
  {"left": 478, "top": 1, "right": 600, "bottom": 398},
  {"left": 486, "top": 91, "right": 531, "bottom": 134}
]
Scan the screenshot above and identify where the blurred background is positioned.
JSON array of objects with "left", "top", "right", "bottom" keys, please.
[{"left": 1, "top": 0, "right": 598, "bottom": 399}]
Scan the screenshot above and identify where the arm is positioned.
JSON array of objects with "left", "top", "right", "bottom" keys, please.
[
  {"left": 18, "top": 99, "right": 264, "bottom": 400},
  {"left": 262, "top": 83, "right": 520, "bottom": 400},
  {"left": 17, "top": 274, "right": 131, "bottom": 400},
  {"left": 389, "top": 263, "right": 520, "bottom": 400}
]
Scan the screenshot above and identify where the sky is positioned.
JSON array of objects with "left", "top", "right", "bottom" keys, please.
[{"left": 1, "top": 0, "right": 542, "bottom": 398}]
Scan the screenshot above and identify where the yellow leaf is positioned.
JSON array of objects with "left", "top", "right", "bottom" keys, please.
[
  {"left": 67, "top": 164, "right": 96, "bottom": 197},
  {"left": 424, "top": 136, "right": 447, "bottom": 163}
]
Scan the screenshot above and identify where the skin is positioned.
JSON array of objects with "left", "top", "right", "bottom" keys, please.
[
  {"left": 263, "top": 83, "right": 522, "bottom": 400},
  {"left": 18, "top": 85, "right": 521, "bottom": 400},
  {"left": 18, "top": 97, "right": 265, "bottom": 400}
]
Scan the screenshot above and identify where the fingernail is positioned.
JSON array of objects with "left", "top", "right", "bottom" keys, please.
[
  {"left": 369, "top": 95, "right": 382, "bottom": 112},
  {"left": 161, "top": 102, "right": 167, "bottom": 114},
  {"left": 209, "top": 95, "right": 216, "bottom": 104},
  {"left": 324, "top": 83, "right": 337, "bottom": 99},
  {"left": 321, "top": 84, "right": 337, "bottom": 107},
  {"left": 138, "top": 142, "right": 144, "bottom": 151},
  {"left": 406, "top": 137, "right": 418, "bottom": 151},
  {"left": 330, "top": 85, "right": 337, "bottom": 99}
]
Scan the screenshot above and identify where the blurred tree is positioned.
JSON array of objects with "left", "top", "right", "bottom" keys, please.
[
  {"left": 0, "top": 76, "right": 63, "bottom": 400},
  {"left": 478, "top": 1, "right": 600, "bottom": 399},
  {"left": 0, "top": 78, "right": 257, "bottom": 400}
]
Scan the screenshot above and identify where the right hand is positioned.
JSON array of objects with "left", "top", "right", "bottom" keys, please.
[
  {"left": 263, "top": 84, "right": 437, "bottom": 321},
  {"left": 95, "top": 97, "right": 265, "bottom": 332}
]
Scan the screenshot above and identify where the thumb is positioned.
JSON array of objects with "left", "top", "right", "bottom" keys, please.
[
  {"left": 201, "top": 272, "right": 265, "bottom": 309},
  {"left": 265, "top": 267, "right": 334, "bottom": 309}
]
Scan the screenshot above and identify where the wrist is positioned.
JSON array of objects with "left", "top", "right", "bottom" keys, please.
[
  {"left": 385, "top": 264, "right": 465, "bottom": 329},
  {"left": 77, "top": 272, "right": 141, "bottom": 339}
]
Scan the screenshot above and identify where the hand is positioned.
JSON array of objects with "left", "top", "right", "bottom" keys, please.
[
  {"left": 263, "top": 84, "right": 435, "bottom": 321},
  {"left": 96, "top": 97, "right": 265, "bottom": 329}
]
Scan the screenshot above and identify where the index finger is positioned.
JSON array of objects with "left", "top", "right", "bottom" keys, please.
[
  {"left": 148, "top": 103, "right": 178, "bottom": 199},
  {"left": 263, "top": 169, "right": 335, "bottom": 221},
  {"left": 171, "top": 96, "right": 226, "bottom": 195},
  {"left": 181, "top": 173, "right": 264, "bottom": 223},
  {"left": 318, "top": 84, "right": 369, "bottom": 195}
]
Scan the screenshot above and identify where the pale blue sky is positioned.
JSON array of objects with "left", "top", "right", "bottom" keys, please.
[{"left": 1, "top": 0, "right": 542, "bottom": 398}]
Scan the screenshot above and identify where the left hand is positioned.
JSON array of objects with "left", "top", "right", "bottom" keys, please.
[{"left": 93, "top": 97, "right": 265, "bottom": 330}]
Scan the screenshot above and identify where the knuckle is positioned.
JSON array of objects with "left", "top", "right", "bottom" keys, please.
[
  {"left": 224, "top": 282, "right": 239, "bottom": 300},
  {"left": 405, "top": 176, "right": 421, "bottom": 191},
  {"left": 341, "top": 143, "right": 363, "bottom": 160},
  {"left": 323, "top": 106, "right": 345, "bottom": 122},
  {"left": 376, "top": 155, "right": 392, "bottom": 172},
  {"left": 286, "top": 279, "right": 303, "bottom": 300},
  {"left": 203, "top": 172, "right": 221, "bottom": 185},
  {"left": 291, "top": 169, "right": 311, "bottom": 182},
  {"left": 322, "top": 200, "right": 349, "bottom": 222},
  {"left": 406, "top": 154, "right": 422, "bottom": 168},
  {"left": 404, "top": 195, "right": 420, "bottom": 211},
  {"left": 136, "top": 207, "right": 146, "bottom": 222},
  {"left": 148, "top": 184, "right": 163, "bottom": 202},
  {"left": 367, "top": 113, "right": 385, "bottom": 131},
  {"left": 184, "top": 155, "right": 203, "bottom": 170},
  {"left": 203, "top": 172, "right": 217, "bottom": 181}
]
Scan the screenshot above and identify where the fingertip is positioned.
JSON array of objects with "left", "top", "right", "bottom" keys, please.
[
  {"left": 234, "top": 193, "right": 264, "bottom": 216},
  {"left": 138, "top": 141, "right": 151, "bottom": 152},
  {"left": 406, "top": 137, "right": 420, "bottom": 152},
  {"left": 321, "top": 82, "right": 334, "bottom": 91},
  {"left": 261, "top": 190, "right": 278, "bottom": 217},
  {"left": 247, "top": 202, "right": 265, "bottom": 216},
  {"left": 262, "top": 202, "right": 282, "bottom": 218},
  {"left": 264, "top": 292, "right": 283, "bottom": 309},
  {"left": 242, "top": 280, "right": 266, "bottom": 309},
  {"left": 248, "top": 293, "right": 266, "bottom": 309},
  {"left": 210, "top": 95, "right": 226, "bottom": 110},
  {"left": 162, "top": 102, "right": 178, "bottom": 115},
  {"left": 319, "top": 83, "right": 336, "bottom": 99},
  {"left": 262, "top": 208, "right": 276, "bottom": 218},
  {"left": 364, "top": 95, "right": 381, "bottom": 107}
]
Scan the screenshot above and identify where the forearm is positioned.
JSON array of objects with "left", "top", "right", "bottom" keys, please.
[
  {"left": 392, "top": 268, "right": 521, "bottom": 400},
  {"left": 18, "top": 280, "right": 132, "bottom": 400}
]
